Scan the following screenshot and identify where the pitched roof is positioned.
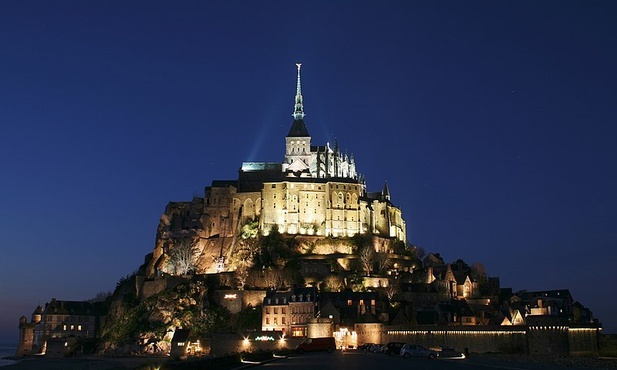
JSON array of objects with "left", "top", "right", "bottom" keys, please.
[
  {"left": 357, "top": 310, "right": 381, "bottom": 324},
  {"left": 287, "top": 119, "right": 310, "bottom": 137},
  {"left": 43, "top": 299, "right": 98, "bottom": 316},
  {"left": 171, "top": 328, "right": 191, "bottom": 342}
]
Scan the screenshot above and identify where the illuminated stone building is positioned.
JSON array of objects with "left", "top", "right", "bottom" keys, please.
[
  {"left": 233, "top": 64, "right": 405, "bottom": 241},
  {"left": 262, "top": 287, "right": 318, "bottom": 337},
  {"left": 16, "top": 298, "right": 103, "bottom": 356},
  {"left": 147, "top": 64, "right": 407, "bottom": 276}
]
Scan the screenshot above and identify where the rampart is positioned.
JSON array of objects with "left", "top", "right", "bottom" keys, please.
[{"left": 385, "top": 326, "right": 527, "bottom": 354}]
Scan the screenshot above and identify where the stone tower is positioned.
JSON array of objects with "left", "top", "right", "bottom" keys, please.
[{"left": 284, "top": 63, "right": 312, "bottom": 177}]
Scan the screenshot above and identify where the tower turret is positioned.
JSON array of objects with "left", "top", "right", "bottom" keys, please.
[{"left": 284, "top": 63, "right": 312, "bottom": 177}]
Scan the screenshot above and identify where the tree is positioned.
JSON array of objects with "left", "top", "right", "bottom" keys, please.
[
  {"left": 382, "top": 279, "right": 401, "bottom": 307},
  {"left": 230, "top": 235, "right": 259, "bottom": 289},
  {"left": 375, "top": 252, "right": 392, "bottom": 274},
  {"left": 166, "top": 238, "right": 197, "bottom": 275},
  {"left": 359, "top": 246, "right": 375, "bottom": 276},
  {"left": 88, "top": 291, "right": 112, "bottom": 303},
  {"left": 323, "top": 275, "right": 345, "bottom": 292}
]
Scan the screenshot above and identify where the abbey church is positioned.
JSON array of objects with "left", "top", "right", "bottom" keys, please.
[{"left": 146, "top": 64, "right": 406, "bottom": 277}]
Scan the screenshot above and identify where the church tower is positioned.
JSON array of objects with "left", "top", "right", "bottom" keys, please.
[{"left": 284, "top": 63, "right": 312, "bottom": 177}]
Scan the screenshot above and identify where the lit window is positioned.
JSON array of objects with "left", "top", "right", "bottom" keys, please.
[
  {"left": 63, "top": 325, "right": 67, "bottom": 331},
  {"left": 78, "top": 325, "right": 82, "bottom": 331}
]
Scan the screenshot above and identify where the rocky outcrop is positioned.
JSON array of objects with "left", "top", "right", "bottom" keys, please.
[{"left": 100, "top": 276, "right": 227, "bottom": 356}]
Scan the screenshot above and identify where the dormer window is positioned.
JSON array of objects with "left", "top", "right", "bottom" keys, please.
[
  {"left": 292, "top": 295, "right": 296, "bottom": 302},
  {"left": 267, "top": 298, "right": 271, "bottom": 304}
]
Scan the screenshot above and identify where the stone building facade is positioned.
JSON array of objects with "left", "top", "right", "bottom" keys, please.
[
  {"left": 146, "top": 64, "right": 406, "bottom": 278},
  {"left": 16, "top": 298, "right": 103, "bottom": 357},
  {"left": 262, "top": 287, "right": 318, "bottom": 337}
]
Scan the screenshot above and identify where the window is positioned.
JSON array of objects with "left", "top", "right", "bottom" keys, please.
[
  {"left": 274, "top": 317, "right": 278, "bottom": 325},
  {"left": 274, "top": 308, "right": 278, "bottom": 314},
  {"left": 272, "top": 184, "right": 276, "bottom": 188},
  {"left": 266, "top": 318, "right": 270, "bottom": 325},
  {"left": 282, "top": 317, "right": 286, "bottom": 325}
]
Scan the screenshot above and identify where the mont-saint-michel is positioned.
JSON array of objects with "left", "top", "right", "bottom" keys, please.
[{"left": 13, "top": 65, "right": 609, "bottom": 367}]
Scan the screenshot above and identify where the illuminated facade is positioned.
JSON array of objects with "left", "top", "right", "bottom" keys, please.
[
  {"left": 16, "top": 298, "right": 102, "bottom": 356},
  {"left": 237, "top": 64, "right": 405, "bottom": 241},
  {"left": 147, "top": 64, "right": 406, "bottom": 276},
  {"left": 262, "top": 287, "right": 318, "bottom": 337}
]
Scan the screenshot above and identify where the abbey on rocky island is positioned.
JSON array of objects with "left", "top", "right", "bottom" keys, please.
[{"left": 146, "top": 64, "right": 406, "bottom": 277}]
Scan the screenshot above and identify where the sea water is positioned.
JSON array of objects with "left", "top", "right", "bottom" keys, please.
[{"left": 0, "top": 344, "right": 17, "bottom": 367}]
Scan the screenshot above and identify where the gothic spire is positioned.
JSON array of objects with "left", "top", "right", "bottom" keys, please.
[
  {"left": 382, "top": 181, "right": 391, "bottom": 201},
  {"left": 293, "top": 63, "right": 305, "bottom": 120}
]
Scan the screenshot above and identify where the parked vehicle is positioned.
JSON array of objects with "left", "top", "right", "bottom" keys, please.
[
  {"left": 368, "top": 343, "right": 382, "bottom": 353},
  {"left": 384, "top": 341, "right": 406, "bottom": 355},
  {"left": 358, "top": 343, "right": 374, "bottom": 352},
  {"left": 400, "top": 343, "right": 437, "bottom": 359},
  {"left": 296, "top": 337, "right": 336, "bottom": 354},
  {"left": 433, "top": 346, "right": 466, "bottom": 359}
]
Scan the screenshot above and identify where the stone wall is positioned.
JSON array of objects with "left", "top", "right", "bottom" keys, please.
[
  {"left": 385, "top": 327, "right": 527, "bottom": 354},
  {"left": 307, "top": 318, "right": 334, "bottom": 338},
  {"left": 141, "top": 276, "right": 189, "bottom": 299},
  {"left": 384, "top": 325, "right": 601, "bottom": 356},
  {"left": 355, "top": 323, "right": 383, "bottom": 346},
  {"left": 15, "top": 318, "right": 35, "bottom": 357},
  {"left": 568, "top": 328, "right": 599, "bottom": 356},
  {"left": 243, "top": 290, "right": 267, "bottom": 308},
  {"left": 213, "top": 290, "right": 244, "bottom": 314},
  {"left": 208, "top": 325, "right": 601, "bottom": 356},
  {"left": 210, "top": 289, "right": 266, "bottom": 314},
  {"left": 599, "top": 334, "right": 617, "bottom": 357},
  {"left": 210, "top": 332, "right": 303, "bottom": 356}
]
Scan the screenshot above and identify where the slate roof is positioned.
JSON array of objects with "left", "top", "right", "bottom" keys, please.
[
  {"left": 42, "top": 299, "right": 99, "bottom": 316},
  {"left": 287, "top": 119, "right": 310, "bottom": 137},
  {"left": 171, "top": 328, "right": 191, "bottom": 343},
  {"left": 357, "top": 310, "right": 381, "bottom": 324}
]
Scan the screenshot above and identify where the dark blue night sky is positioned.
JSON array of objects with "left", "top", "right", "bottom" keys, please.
[{"left": 1, "top": 1, "right": 616, "bottom": 342}]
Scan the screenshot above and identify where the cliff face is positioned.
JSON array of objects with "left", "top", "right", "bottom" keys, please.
[
  {"left": 100, "top": 275, "right": 227, "bottom": 355},
  {"left": 146, "top": 197, "right": 407, "bottom": 281},
  {"left": 147, "top": 199, "right": 238, "bottom": 278}
]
